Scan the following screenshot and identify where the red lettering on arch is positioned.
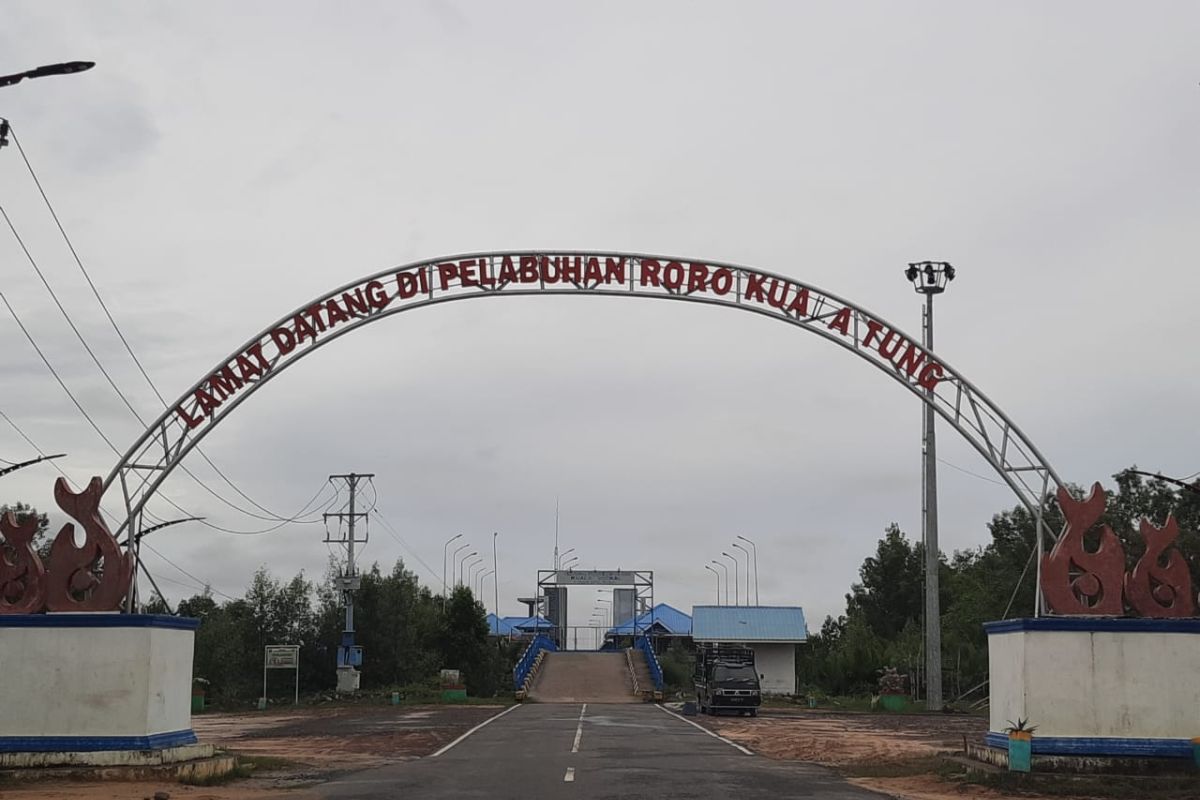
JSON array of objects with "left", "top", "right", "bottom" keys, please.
[
  {"left": 324, "top": 298, "right": 350, "bottom": 327},
  {"left": 365, "top": 280, "right": 391, "bottom": 309},
  {"left": 437, "top": 263, "right": 459, "bottom": 290},
  {"left": 342, "top": 287, "right": 370, "bottom": 316},
  {"left": 640, "top": 259, "right": 662, "bottom": 287},
  {"left": 687, "top": 263, "right": 710, "bottom": 293},
  {"left": 396, "top": 272, "right": 419, "bottom": 299},
  {"left": 826, "top": 307, "right": 852, "bottom": 336},
  {"left": 917, "top": 362, "right": 945, "bottom": 390},
  {"left": 785, "top": 287, "right": 810, "bottom": 317},
  {"left": 235, "top": 353, "right": 262, "bottom": 382},
  {"left": 744, "top": 273, "right": 767, "bottom": 303},
  {"left": 894, "top": 343, "right": 927, "bottom": 377},
  {"left": 519, "top": 256, "right": 539, "bottom": 283},
  {"left": 207, "top": 365, "right": 244, "bottom": 402},
  {"left": 194, "top": 387, "right": 221, "bottom": 419},
  {"left": 663, "top": 261, "right": 685, "bottom": 290},
  {"left": 499, "top": 256, "right": 518, "bottom": 284},
  {"left": 710, "top": 268, "right": 733, "bottom": 295},
  {"left": 604, "top": 258, "right": 627, "bottom": 284},
  {"left": 270, "top": 327, "right": 296, "bottom": 356}
]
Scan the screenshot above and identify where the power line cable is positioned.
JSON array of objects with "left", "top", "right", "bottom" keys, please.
[
  {"left": 937, "top": 457, "right": 1007, "bottom": 487},
  {"left": 372, "top": 507, "right": 441, "bottom": 586},
  {"left": 4, "top": 123, "right": 301, "bottom": 523},
  {"left": 141, "top": 542, "right": 237, "bottom": 602}
]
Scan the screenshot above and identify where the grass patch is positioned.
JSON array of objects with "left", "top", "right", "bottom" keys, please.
[
  {"left": 839, "top": 756, "right": 955, "bottom": 779},
  {"left": 234, "top": 753, "right": 295, "bottom": 771},
  {"left": 179, "top": 763, "right": 254, "bottom": 786}
]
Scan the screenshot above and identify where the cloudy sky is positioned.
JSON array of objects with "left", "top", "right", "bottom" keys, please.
[{"left": 2, "top": 2, "right": 1198, "bottom": 631}]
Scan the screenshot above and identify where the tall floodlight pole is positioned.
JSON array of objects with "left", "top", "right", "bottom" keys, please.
[
  {"left": 443, "top": 533, "right": 462, "bottom": 602},
  {"left": 492, "top": 531, "right": 500, "bottom": 635},
  {"left": 732, "top": 542, "right": 751, "bottom": 607},
  {"left": 710, "top": 560, "right": 729, "bottom": 606},
  {"left": 721, "top": 552, "right": 740, "bottom": 606},
  {"left": 737, "top": 535, "right": 759, "bottom": 606},
  {"left": 704, "top": 565, "right": 721, "bottom": 605},
  {"left": 905, "top": 260, "right": 955, "bottom": 712}
]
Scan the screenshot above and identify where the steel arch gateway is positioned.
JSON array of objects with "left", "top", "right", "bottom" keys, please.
[{"left": 104, "top": 251, "right": 1064, "bottom": 545}]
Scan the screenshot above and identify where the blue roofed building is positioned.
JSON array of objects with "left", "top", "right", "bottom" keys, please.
[
  {"left": 604, "top": 603, "right": 692, "bottom": 651},
  {"left": 690, "top": 606, "right": 808, "bottom": 695},
  {"left": 486, "top": 614, "right": 556, "bottom": 638}
]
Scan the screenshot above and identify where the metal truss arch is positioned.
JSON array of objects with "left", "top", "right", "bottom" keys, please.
[{"left": 104, "top": 251, "right": 1064, "bottom": 546}]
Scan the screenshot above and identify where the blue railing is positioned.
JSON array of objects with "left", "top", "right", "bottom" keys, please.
[
  {"left": 513, "top": 633, "right": 556, "bottom": 689},
  {"left": 635, "top": 635, "right": 664, "bottom": 692}
]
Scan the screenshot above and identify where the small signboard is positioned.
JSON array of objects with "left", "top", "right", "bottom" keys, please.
[
  {"left": 263, "top": 645, "right": 300, "bottom": 705},
  {"left": 553, "top": 570, "right": 639, "bottom": 586},
  {"left": 265, "top": 645, "right": 300, "bottom": 668}
]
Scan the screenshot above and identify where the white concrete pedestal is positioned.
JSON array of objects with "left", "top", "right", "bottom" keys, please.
[
  {"left": 985, "top": 617, "right": 1200, "bottom": 758},
  {"left": 0, "top": 614, "right": 199, "bottom": 752}
]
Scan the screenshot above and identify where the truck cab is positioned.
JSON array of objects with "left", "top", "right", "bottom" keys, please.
[{"left": 694, "top": 644, "right": 761, "bottom": 716}]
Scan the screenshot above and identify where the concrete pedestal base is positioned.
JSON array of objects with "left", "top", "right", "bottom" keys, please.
[
  {"left": 0, "top": 614, "right": 199, "bottom": 752},
  {"left": 985, "top": 618, "right": 1200, "bottom": 759},
  {"left": 336, "top": 666, "right": 361, "bottom": 692}
]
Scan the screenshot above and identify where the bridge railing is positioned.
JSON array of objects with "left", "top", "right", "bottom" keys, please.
[
  {"left": 634, "top": 635, "right": 664, "bottom": 694},
  {"left": 513, "top": 633, "right": 556, "bottom": 691}
]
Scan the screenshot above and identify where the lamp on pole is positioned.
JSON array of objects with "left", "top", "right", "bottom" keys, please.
[
  {"left": 0, "top": 61, "right": 94, "bottom": 89},
  {"left": 492, "top": 531, "right": 500, "bottom": 635},
  {"left": 710, "top": 560, "right": 729, "bottom": 606},
  {"left": 905, "top": 259, "right": 955, "bottom": 712},
  {"left": 455, "top": 549, "right": 477, "bottom": 588},
  {"left": 731, "top": 542, "right": 752, "bottom": 607},
  {"left": 737, "top": 535, "right": 759, "bottom": 606},
  {"left": 704, "top": 564, "right": 721, "bottom": 605},
  {"left": 443, "top": 533, "right": 462, "bottom": 600},
  {"left": 558, "top": 547, "right": 575, "bottom": 571},
  {"left": 721, "top": 552, "right": 740, "bottom": 606},
  {"left": 561, "top": 555, "right": 579, "bottom": 570},
  {"left": 477, "top": 567, "right": 494, "bottom": 598},
  {"left": 467, "top": 557, "right": 485, "bottom": 592}
]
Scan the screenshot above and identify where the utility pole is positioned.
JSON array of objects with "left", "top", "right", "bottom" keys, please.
[
  {"left": 905, "top": 261, "right": 955, "bottom": 712},
  {"left": 324, "top": 472, "right": 373, "bottom": 692}
]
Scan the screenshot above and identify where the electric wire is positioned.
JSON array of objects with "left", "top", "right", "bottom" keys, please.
[
  {"left": 371, "top": 507, "right": 441, "bottom": 586},
  {"left": 141, "top": 542, "right": 237, "bottom": 602},
  {"left": 5, "top": 123, "right": 302, "bottom": 523},
  {"left": 937, "top": 457, "right": 1007, "bottom": 487},
  {"left": 0, "top": 297, "right": 315, "bottom": 534}
]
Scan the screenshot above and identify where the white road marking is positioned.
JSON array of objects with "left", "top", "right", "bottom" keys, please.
[
  {"left": 654, "top": 704, "right": 754, "bottom": 755},
  {"left": 564, "top": 766, "right": 576, "bottom": 782},
  {"left": 571, "top": 703, "right": 587, "bottom": 753},
  {"left": 430, "top": 703, "right": 522, "bottom": 757}
]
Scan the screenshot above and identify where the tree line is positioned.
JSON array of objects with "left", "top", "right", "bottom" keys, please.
[{"left": 797, "top": 468, "right": 1200, "bottom": 700}]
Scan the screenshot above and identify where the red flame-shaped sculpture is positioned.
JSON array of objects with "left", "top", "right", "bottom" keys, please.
[
  {"left": 1041, "top": 483, "right": 1126, "bottom": 615},
  {"left": 1125, "top": 516, "right": 1195, "bottom": 617},
  {"left": 0, "top": 510, "right": 47, "bottom": 613},
  {"left": 44, "top": 476, "right": 133, "bottom": 612}
]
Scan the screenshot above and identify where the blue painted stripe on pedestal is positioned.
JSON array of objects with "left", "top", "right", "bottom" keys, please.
[
  {"left": 0, "top": 613, "right": 199, "bottom": 630},
  {"left": 0, "top": 729, "right": 197, "bottom": 752},
  {"left": 984, "top": 732, "right": 1193, "bottom": 758},
  {"left": 984, "top": 617, "right": 1200, "bottom": 635}
]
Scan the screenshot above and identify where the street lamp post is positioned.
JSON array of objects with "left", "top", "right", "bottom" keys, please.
[
  {"left": 710, "top": 560, "right": 729, "bottom": 606},
  {"left": 467, "top": 557, "right": 485, "bottom": 592},
  {"left": 732, "top": 542, "right": 752, "bottom": 607},
  {"left": 905, "top": 260, "right": 955, "bottom": 712},
  {"left": 561, "top": 556, "right": 579, "bottom": 570},
  {"left": 737, "top": 535, "right": 759, "bottom": 606},
  {"left": 558, "top": 547, "right": 575, "bottom": 571},
  {"left": 443, "top": 534, "right": 463, "bottom": 600},
  {"left": 721, "top": 552, "right": 740, "bottom": 606},
  {"left": 704, "top": 564, "right": 721, "bottom": 605},
  {"left": 455, "top": 549, "right": 477, "bottom": 588}
]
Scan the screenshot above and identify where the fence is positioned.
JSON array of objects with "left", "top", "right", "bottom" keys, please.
[
  {"left": 513, "top": 633, "right": 556, "bottom": 690},
  {"left": 635, "top": 635, "right": 664, "bottom": 692}
]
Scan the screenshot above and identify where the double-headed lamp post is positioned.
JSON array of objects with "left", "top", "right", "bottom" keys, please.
[{"left": 905, "top": 260, "right": 955, "bottom": 712}]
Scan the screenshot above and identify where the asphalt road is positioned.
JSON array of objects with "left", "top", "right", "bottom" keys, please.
[{"left": 317, "top": 703, "right": 885, "bottom": 800}]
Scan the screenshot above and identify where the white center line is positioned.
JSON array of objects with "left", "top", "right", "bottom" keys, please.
[
  {"left": 571, "top": 702, "right": 587, "bottom": 753},
  {"left": 564, "top": 766, "right": 576, "bottom": 782}
]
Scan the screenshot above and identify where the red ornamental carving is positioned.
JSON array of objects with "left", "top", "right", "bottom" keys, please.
[
  {"left": 1125, "top": 516, "right": 1195, "bottom": 617},
  {"left": 44, "top": 476, "right": 132, "bottom": 612},
  {"left": 1041, "top": 484, "right": 1126, "bottom": 615},
  {"left": 0, "top": 510, "right": 47, "bottom": 613}
]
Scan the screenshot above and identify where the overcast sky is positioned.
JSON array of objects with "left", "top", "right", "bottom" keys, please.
[{"left": 2, "top": 2, "right": 1198, "bottom": 631}]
